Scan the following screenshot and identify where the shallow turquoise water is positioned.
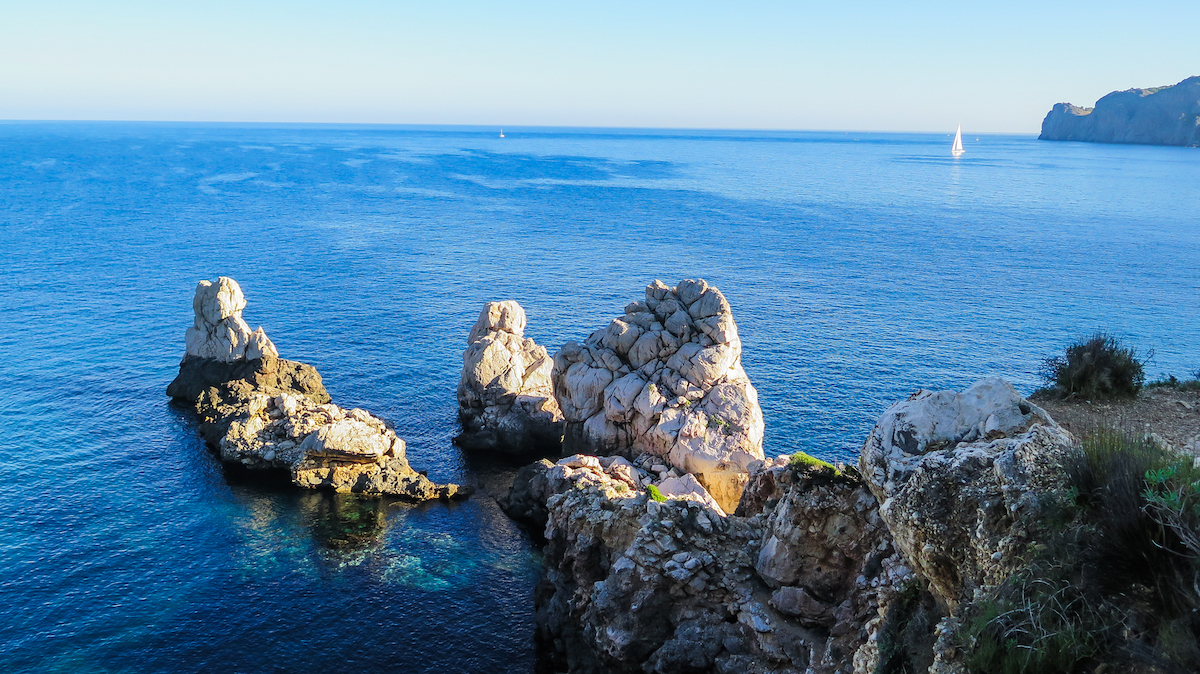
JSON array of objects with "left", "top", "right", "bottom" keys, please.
[{"left": 1, "top": 123, "right": 1197, "bottom": 672}]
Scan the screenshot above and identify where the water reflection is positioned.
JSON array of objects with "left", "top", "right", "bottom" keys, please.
[{"left": 300, "top": 492, "right": 387, "bottom": 551}]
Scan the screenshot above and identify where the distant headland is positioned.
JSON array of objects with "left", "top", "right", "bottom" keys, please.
[{"left": 1039, "top": 75, "right": 1200, "bottom": 147}]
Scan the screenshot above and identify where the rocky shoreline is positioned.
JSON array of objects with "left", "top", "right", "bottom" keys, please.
[
  {"left": 170, "top": 275, "right": 1198, "bottom": 672},
  {"left": 503, "top": 377, "right": 1073, "bottom": 673}
]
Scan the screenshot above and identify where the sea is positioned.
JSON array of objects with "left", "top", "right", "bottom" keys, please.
[{"left": 1, "top": 122, "right": 1197, "bottom": 673}]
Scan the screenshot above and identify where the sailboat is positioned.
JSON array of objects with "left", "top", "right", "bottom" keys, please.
[
  {"left": 951, "top": 125, "right": 964, "bottom": 157},
  {"left": 499, "top": 129, "right": 505, "bottom": 138}
]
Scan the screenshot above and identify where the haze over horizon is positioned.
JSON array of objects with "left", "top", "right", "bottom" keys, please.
[{"left": 3, "top": 0, "right": 1197, "bottom": 133}]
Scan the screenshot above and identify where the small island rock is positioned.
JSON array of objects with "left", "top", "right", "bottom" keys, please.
[
  {"left": 456, "top": 301, "right": 564, "bottom": 453},
  {"left": 169, "top": 277, "right": 469, "bottom": 501}
]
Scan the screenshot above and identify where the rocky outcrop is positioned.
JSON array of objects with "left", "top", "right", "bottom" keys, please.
[
  {"left": 169, "top": 277, "right": 469, "bottom": 501},
  {"left": 166, "top": 353, "right": 329, "bottom": 404},
  {"left": 859, "top": 377, "right": 1075, "bottom": 610},
  {"left": 511, "top": 376, "right": 1089, "bottom": 674},
  {"left": 514, "top": 453, "right": 928, "bottom": 674},
  {"left": 551, "top": 279, "right": 765, "bottom": 513},
  {"left": 456, "top": 301, "right": 564, "bottom": 454},
  {"left": 184, "top": 276, "right": 279, "bottom": 362},
  {"left": 1039, "top": 75, "right": 1200, "bottom": 146}
]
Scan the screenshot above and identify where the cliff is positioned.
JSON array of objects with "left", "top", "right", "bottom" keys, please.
[{"left": 1039, "top": 75, "right": 1200, "bottom": 146}]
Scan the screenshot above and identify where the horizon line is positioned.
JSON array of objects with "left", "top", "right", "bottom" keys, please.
[{"left": 0, "top": 118, "right": 1038, "bottom": 136}]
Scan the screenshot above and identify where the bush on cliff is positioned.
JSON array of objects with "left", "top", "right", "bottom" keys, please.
[
  {"left": 1040, "top": 332, "right": 1146, "bottom": 399},
  {"left": 961, "top": 427, "right": 1200, "bottom": 673},
  {"left": 787, "top": 451, "right": 841, "bottom": 477},
  {"left": 1147, "top": 369, "right": 1200, "bottom": 392}
]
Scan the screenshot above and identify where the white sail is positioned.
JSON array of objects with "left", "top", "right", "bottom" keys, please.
[{"left": 951, "top": 124, "right": 964, "bottom": 156}]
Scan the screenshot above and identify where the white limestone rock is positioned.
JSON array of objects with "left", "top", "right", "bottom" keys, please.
[
  {"left": 859, "top": 377, "right": 1075, "bottom": 608},
  {"left": 457, "top": 301, "right": 564, "bottom": 453},
  {"left": 515, "top": 449, "right": 915, "bottom": 674},
  {"left": 183, "top": 277, "right": 278, "bottom": 362},
  {"left": 551, "top": 279, "right": 765, "bottom": 512},
  {"left": 656, "top": 473, "right": 727, "bottom": 516}
]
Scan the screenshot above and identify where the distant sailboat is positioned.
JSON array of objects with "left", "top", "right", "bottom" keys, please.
[
  {"left": 499, "top": 129, "right": 505, "bottom": 138},
  {"left": 951, "top": 125, "right": 965, "bottom": 157}
]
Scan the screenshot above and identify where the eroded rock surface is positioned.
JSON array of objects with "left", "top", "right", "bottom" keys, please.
[
  {"left": 514, "top": 453, "right": 927, "bottom": 674},
  {"left": 551, "top": 279, "right": 765, "bottom": 512},
  {"left": 184, "top": 277, "right": 279, "bottom": 362},
  {"left": 169, "top": 277, "right": 468, "bottom": 501},
  {"left": 859, "top": 377, "right": 1075, "bottom": 609},
  {"left": 456, "top": 301, "right": 564, "bottom": 453}
]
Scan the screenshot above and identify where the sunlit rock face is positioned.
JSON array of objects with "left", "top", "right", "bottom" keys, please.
[
  {"left": 1039, "top": 75, "right": 1200, "bottom": 147},
  {"left": 169, "top": 277, "right": 469, "bottom": 501},
  {"left": 551, "top": 279, "right": 765, "bottom": 513},
  {"left": 183, "top": 276, "right": 278, "bottom": 362},
  {"left": 456, "top": 301, "right": 564, "bottom": 454},
  {"left": 859, "top": 377, "right": 1075, "bottom": 609},
  {"left": 508, "top": 453, "right": 921, "bottom": 674}
]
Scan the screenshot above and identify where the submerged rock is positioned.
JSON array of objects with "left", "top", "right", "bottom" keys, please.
[
  {"left": 859, "top": 377, "right": 1074, "bottom": 609},
  {"left": 551, "top": 279, "right": 765, "bottom": 512},
  {"left": 169, "top": 277, "right": 469, "bottom": 501},
  {"left": 456, "top": 301, "right": 564, "bottom": 454}
]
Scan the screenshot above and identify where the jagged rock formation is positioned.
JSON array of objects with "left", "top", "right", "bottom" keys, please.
[
  {"left": 509, "top": 377, "right": 1088, "bottom": 673},
  {"left": 184, "top": 277, "right": 279, "bottom": 362},
  {"left": 1039, "top": 75, "right": 1200, "bottom": 146},
  {"left": 169, "top": 277, "right": 469, "bottom": 501},
  {"left": 510, "top": 454, "right": 926, "bottom": 674},
  {"left": 859, "top": 377, "right": 1075, "bottom": 611},
  {"left": 456, "top": 301, "right": 564, "bottom": 453},
  {"left": 551, "top": 279, "right": 765, "bottom": 513}
]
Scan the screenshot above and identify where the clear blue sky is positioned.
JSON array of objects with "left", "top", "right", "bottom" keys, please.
[{"left": 2, "top": 0, "right": 1197, "bottom": 132}]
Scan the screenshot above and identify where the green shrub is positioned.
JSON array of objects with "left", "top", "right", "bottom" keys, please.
[
  {"left": 1147, "top": 372, "right": 1200, "bottom": 392},
  {"left": 1040, "top": 332, "right": 1147, "bottom": 399},
  {"left": 962, "top": 571, "right": 1106, "bottom": 674},
  {"left": 962, "top": 427, "right": 1200, "bottom": 672},
  {"left": 1065, "top": 427, "right": 1196, "bottom": 604},
  {"left": 646, "top": 484, "right": 667, "bottom": 502},
  {"left": 1144, "top": 462, "right": 1200, "bottom": 559},
  {"left": 788, "top": 451, "right": 841, "bottom": 476},
  {"left": 706, "top": 415, "right": 732, "bottom": 434}
]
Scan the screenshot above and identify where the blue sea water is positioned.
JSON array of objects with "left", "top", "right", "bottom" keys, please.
[{"left": 1, "top": 122, "right": 1197, "bottom": 673}]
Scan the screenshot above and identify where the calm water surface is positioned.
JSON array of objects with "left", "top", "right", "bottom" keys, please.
[{"left": 1, "top": 123, "right": 1197, "bottom": 672}]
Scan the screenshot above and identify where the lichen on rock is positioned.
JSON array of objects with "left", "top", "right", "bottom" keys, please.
[
  {"left": 456, "top": 301, "right": 564, "bottom": 454},
  {"left": 551, "top": 278, "right": 765, "bottom": 513}
]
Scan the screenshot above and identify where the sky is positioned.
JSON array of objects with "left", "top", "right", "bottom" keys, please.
[{"left": 1, "top": 0, "right": 1197, "bottom": 132}]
